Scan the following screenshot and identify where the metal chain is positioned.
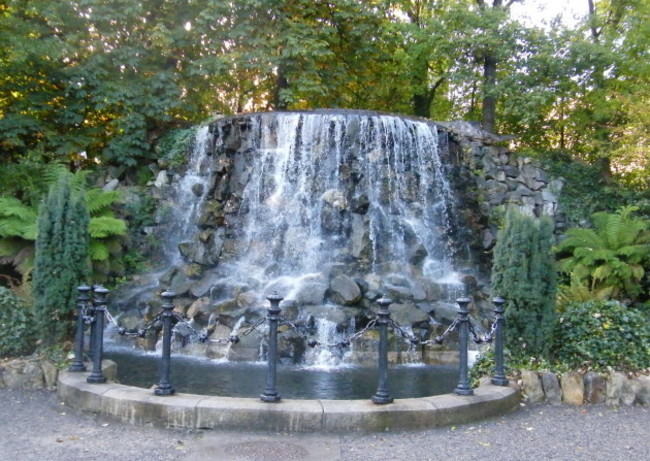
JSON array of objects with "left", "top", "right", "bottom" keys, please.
[
  {"left": 206, "top": 316, "right": 267, "bottom": 344},
  {"left": 389, "top": 319, "right": 421, "bottom": 346},
  {"left": 426, "top": 316, "right": 460, "bottom": 345}
]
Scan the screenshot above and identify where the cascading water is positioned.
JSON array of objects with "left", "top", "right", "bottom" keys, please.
[
  {"left": 163, "top": 125, "right": 216, "bottom": 265},
  {"left": 227, "top": 113, "right": 457, "bottom": 286},
  {"left": 114, "top": 111, "right": 470, "bottom": 368}
]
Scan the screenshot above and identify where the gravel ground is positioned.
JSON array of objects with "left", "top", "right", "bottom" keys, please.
[{"left": 1, "top": 387, "right": 648, "bottom": 461}]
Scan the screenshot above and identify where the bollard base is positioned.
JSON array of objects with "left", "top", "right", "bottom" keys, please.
[
  {"left": 371, "top": 392, "right": 393, "bottom": 405},
  {"left": 154, "top": 385, "right": 175, "bottom": 396},
  {"left": 87, "top": 374, "right": 107, "bottom": 384},
  {"left": 491, "top": 376, "right": 509, "bottom": 386},
  {"left": 260, "top": 392, "right": 281, "bottom": 403},
  {"left": 68, "top": 363, "right": 87, "bottom": 372},
  {"left": 454, "top": 385, "right": 474, "bottom": 396}
]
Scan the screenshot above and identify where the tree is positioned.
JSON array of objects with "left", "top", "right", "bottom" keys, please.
[
  {"left": 32, "top": 173, "right": 90, "bottom": 346},
  {"left": 474, "top": 0, "right": 522, "bottom": 132},
  {"left": 491, "top": 207, "right": 557, "bottom": 358}
]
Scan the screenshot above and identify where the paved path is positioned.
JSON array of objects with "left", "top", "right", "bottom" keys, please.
[{"left": 1, "top": 388, "right": 648, "bottom": 461}]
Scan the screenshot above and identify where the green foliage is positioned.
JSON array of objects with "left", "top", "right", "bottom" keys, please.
[
  {"left": 556, "top": 273, "right": 613, "bottom": 311},
  {"left": 156, "top": 127, "right": 197, "bottom": 169},
  {"left": 470, "top": 346, "right": 561, "bottom": 386},
  {"left": 32, "top": 173, "right": 90, "bottom": 346},
  {"left": 552, "top": 299, "right": 650, "bottom": 371},
  {"left": 0, "top": 167, "right": 128, "bottom": 283},
  {"left": 0, "top": 287, "right": 37, "bottom": 357},
  {"left": 0, "top": 197, "right": 38, "bottom": 278},
  {"left": 491, "top": 207, "right": 557, "bottom": 359},
  {"left": 555, "top": 206, "right": 650, "bottom": 302},
  {"left": 0, "top": 0, "right": 648, "bottom": 188}
]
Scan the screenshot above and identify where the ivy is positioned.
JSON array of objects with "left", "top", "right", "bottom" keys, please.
[{"left": 552, "top": 300, "right": 650, "bottom": 371}]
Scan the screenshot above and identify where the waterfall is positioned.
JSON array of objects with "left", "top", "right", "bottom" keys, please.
[
  {"left": 224, "top": 112, "right": 457, "bottom": 291},
  {"left": 163, "top": 125, "right": 215, "bottom": 265},
  {"left": 136, "top": 111, "right": 469, "bottom": 366},
  {"left": 303, "top": 318, "right": 354, "bottom": 369}
]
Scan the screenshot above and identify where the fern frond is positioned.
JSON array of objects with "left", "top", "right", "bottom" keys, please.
[
  {"left": 89, "top": 216, "right": 127, "bottom": 238},
  {"left": 89, "top": 240, "right": 110, "bottom": 261},
  {"left": 555, "top": 228, "right": 604, "bottom": 253},
  {"left": 41, "top": 164, "right": 71, "bottom": 187},
  {"left": 85, "top": 189, "right": 122, "bottom": 214},
  {"left": 71, "top": 170, "right": 91, "bottom": 192}
]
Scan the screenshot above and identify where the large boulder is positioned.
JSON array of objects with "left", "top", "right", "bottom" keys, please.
[{"left": 329, "top": 274, "right": 362, "bottom": 306}]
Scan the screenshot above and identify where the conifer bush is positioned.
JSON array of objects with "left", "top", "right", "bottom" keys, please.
[
  {"left": 491, "top": 207, "right": 557, "bottom": 359},
  {"left": 32, "top": 174, "right": 90, "bottom": 346}
]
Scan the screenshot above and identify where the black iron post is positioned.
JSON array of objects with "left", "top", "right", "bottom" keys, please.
[
  {"left": 491, "top": 296, "right": 509, "bottom": 386},
  {"left": 87, "top": 285, "right": 109, "bottom": 384},
  {"left": 260, "top": 292, "right": 283, "bottom": 403},
  {"left": 69, "top": 285, "right": 91, "bottom": 372},
  {"left": 87, "top": 287, "right": 97, "bottom": 361},
  {"left": 155, "top": 290, "right": 176, "bottom": 396},
  {"left": 372, "top": 295, "right": 393, "bottom": 404},
  {"left": 454, "top": 297, "right": 474, "bottom": 396}
]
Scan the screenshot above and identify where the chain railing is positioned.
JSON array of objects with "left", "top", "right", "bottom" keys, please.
[{"left": 71, "top": 284, "right": 509, "bottom": 403}]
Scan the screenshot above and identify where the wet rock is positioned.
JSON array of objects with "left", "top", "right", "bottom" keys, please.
[
  {"left": 329, "top": 274, "right": 362, "bottom": 306},
  {"left": 288, "top": 274, "right": 329, "bottom": 306},
  {"left": 154, "top": 170, "right": 168, "bottom": 188},
  {"left": 389, "top": 303, "right": 429, "bottom": 328},
  {"left": 169, "top": 269, "right": 192, "bottom": 296},
  {"left": 407, "top": 242, "right": 428, "bottom": 265},
  {"left": 186, "top": 296, "right": 212, "bottom": 320},
  {"left": 236, "top": 290, "right": 260, "bottom": 309}
]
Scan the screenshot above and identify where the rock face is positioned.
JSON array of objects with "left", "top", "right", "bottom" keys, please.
[{"left": 114, "top": 111, "right": 565, "bottom": 364}]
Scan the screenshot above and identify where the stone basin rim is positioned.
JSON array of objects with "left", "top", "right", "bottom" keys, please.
[{"left": 57, "top": 365, "right": 520, "bottom": 433}]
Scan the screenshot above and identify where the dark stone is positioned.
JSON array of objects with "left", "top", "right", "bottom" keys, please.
[
  {"left": 584, "top": 371, "right": 607, "bottom": 404},
  {"left": 541, "top": 371, "right": 562, "bottom": 405}
]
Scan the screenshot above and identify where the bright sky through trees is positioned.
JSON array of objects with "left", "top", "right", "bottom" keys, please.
[{"left": 511, "top": 0, "right": 588, "bottom": 27}]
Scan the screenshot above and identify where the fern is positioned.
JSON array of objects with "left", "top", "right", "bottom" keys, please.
[
  {"left": 86, "top": 188, "right": 122, "bottom": 215},
  {"left": 554, "top": 206, "right": 650, "bottom": 301},
  {"left": 557, "top": 274, "right": 612, "bottom": 311},
  {"left": 89, "top": 239, "right": 110, "bottom": 261},
  {"left": 1, "top": 168, "right": 129, "bottom": 281},
  {"left": 89, "top": 216, "right": 127, "bottom": 238}
]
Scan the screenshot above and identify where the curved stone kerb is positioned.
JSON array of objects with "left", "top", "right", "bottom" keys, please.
[{"left": 58, "top": 368, "right": 519, "bottom": 432}]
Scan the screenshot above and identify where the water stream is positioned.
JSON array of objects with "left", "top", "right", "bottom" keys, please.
[{"left": 114, "top": 111, "right": 469, "bottom": 372}]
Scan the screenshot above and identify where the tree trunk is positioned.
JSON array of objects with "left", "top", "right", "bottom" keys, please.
[
  {"left": 273, "top": 66, "right": 289, "bottom": 110},
  {"left": 481, "top": 52, "right": 497, "bottom": 133}
]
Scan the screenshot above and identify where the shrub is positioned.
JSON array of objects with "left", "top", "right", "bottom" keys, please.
[
  {"left": 491, "top": 207, "right": 557, "bottom": 358},
  {"left": 552, "top": 299, "right": 650, "bottom": 371},
  {"left": 32, "top": 173, "right": 90, "bottom": 346},
  {"left": 0, "top": 287, "right": 36, "bottom": 357}
]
